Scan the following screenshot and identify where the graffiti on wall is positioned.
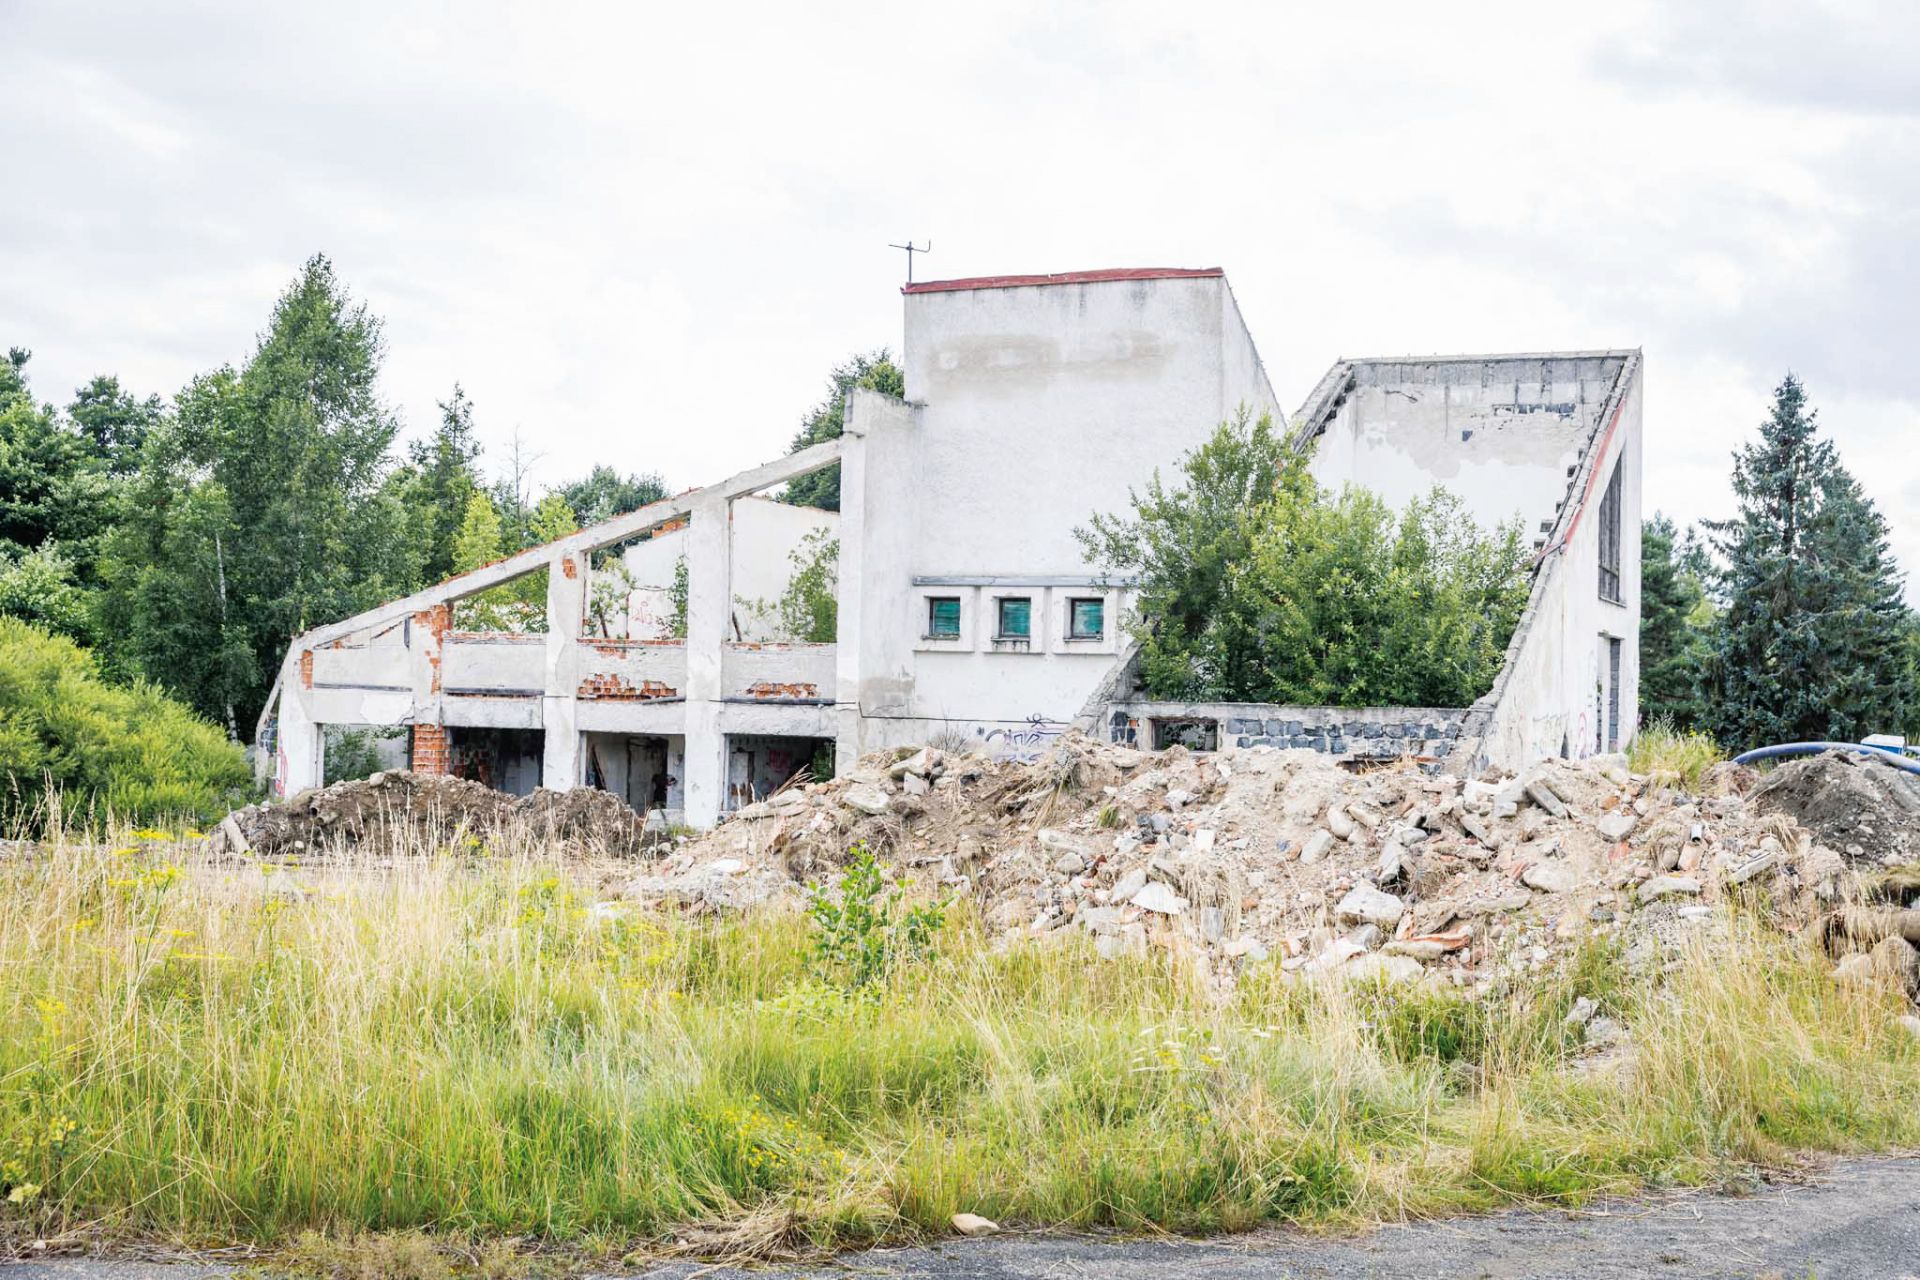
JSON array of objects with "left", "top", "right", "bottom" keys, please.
[{"left": 979, "top": 715, "right": 1066, "bottom": 763}]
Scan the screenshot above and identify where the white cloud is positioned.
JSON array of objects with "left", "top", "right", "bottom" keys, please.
[{"left": 1, "top": 0, "right": 1914, "bottom": 595}]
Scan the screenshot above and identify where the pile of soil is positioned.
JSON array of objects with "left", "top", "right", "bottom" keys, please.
[
  {"left": 630, "top": 733, "right": 1849, "bottom": 989},
  {"left": 210, "top": 770, "right": 653, "bottom": 860},
  {"left": 1751, "top": 750, "right": 1920, "bottom": 862}
]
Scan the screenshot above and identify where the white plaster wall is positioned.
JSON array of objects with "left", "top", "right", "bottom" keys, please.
[
  {"left": 901, "top": 274, "right": 1273, "bottom": 576},
  {"left": 1306, "top": 355, "right": 1629, "bottom": 543},
  {"left": 855, "top": 273, "right": 1279, "bottom": 740},
  {"left": 1480, "top": 363, "right": 1644, "bottom": 766}
]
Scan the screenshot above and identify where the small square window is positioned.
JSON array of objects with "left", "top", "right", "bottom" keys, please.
[
  {"left": 996, "top": 596, "right": 1031, "bottom": 639},
  {"left": 926, "top": 596, "right": 961, "bottom": 638},
  {"left": 1068, "top": 597, "right": 1105, "bottom": 639}
]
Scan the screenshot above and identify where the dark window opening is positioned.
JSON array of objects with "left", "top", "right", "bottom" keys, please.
[
  {"left": 1068, "top": 596, "right": 1105, "bottom": 640},
  {"left": 1152, "top": 717, "right": 1219, "bottom": 752},
  {"left": 1598, "top": 460, "right": 1623, "bottom": 604},
  {"left": 926, "top": 596, "right": 961, "bottom": 638},
  {"left": 1607, "top": 636, "right": 1623, "bottom": 752},
  {"left": 996, "top": 596, "right": 1031, "bottom": 640}
]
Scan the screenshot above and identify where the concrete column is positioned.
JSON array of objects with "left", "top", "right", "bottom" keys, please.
[
  {"left": 277, "top": 649, "right": 323, "bottom": 795},
  {"left": 541, "top": 550, "right": 587, "bottom": 789},
  {"left": 407, "top": 601, "right": 449, "bottom": 735},
  {"left": 833, "top": 418, "right": 867, "bottom": 775},
  {"left": 681, "top": 492, "right": 731, "bottom": 828}
]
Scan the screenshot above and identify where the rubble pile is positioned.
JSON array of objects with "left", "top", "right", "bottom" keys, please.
[
  {"left": 210, "top": 770, "right": 655, "bottom": 860},
  {"left": 1751, "top": 749, "right": 1920, "bottom": 862},
  {"left": 631, "top": 733, "right": 1868, "bottom": 987}
]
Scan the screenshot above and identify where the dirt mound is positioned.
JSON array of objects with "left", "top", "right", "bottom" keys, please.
[
  {"left": 210, "top": 771, "right": 655, "bottom": 859},
  {"left": 517, "top": 785, "right": 653, "bottom": 857},
  {"left": 1751, "top": 750, "right": 1920, "bottom": 863},
  {"left": 633, "top": 732, "right": 1848, "bottom": 990}
]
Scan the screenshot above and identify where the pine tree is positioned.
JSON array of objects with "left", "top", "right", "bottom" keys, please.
[
  {"left": 1638, "top": 514, "right": 1711, "bottom": 729},
  {"left": 780, "top": 350, "right": 903, "bottom": 511},
  {"left": 1704, "top": 374, "right": 1911, "bottom": 748},
  {"left": 400, "top": 385, "right": 483, "bottom": 582}
]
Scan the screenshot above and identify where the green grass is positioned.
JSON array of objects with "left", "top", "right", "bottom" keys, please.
[
  {"left": 2, "top": 832, "right": 1917, "bottom": 1260},
  {"left": 1628, "top": 719, "right": 1728, "bottom": 790}
]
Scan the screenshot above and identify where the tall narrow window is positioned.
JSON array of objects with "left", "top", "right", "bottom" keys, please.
[
  {"left": 926, "top": 597, "right": 961, "bottom": 638},
  {"left": 1598, "top": 460, "right": 1623, "bottom": 603},
  {"left": 996, "top": 596, "right": 1031, "bottom": 639},
  {"left": 1607, "top": 636, "right": 1623, "bottom": 751}
]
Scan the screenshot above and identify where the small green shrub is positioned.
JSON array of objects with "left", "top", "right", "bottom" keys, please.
[
  {"left": 805, "top": 844, "right": 946, "bottom": 992},
  {"left": 1628, "top": 718, "right": 1725, "bottom": 789},
  {"left": 0, "top": 617, "right": 253, "bottom": 830}
]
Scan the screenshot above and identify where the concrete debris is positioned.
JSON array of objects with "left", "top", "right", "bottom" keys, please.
[
  {"left": 1521, "top": 859, "right": 1579, "bottom": 894},
  {"left": 601, "top": 729, "right": 1870, "bottom": 991},
  {"left": 950, "top": 1213, "right": 1000, "bottom": 1237},
  {"left": 210, "top": 770, "right": 654, "bottom": 859},
  {"left": 1132, "top": 881, "right": 1189, "bottom": 915},
  {"left": 842, "top": 784, "right": 892, "bottom": 816},
  {"left": 1637, "top": 875, "right": 1702, "bottom": 902},
  {"left": 1300, "top": 829, "right": 1335, "bottom": 865},
  {"left": 209, "top": 729, "right": 1912, "bottom": 1008},
  {"left": 1336, "top": 882, "right": 1406, "bottom": 928}
]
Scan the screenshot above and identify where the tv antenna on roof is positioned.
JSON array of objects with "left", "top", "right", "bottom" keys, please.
[{"left": 889, "top": 239, "right": 931, "bottom": 283}]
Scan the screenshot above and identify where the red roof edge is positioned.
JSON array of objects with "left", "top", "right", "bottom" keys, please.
[{"left": 902, "top": 266, "right": 1224, "bottom": 295}]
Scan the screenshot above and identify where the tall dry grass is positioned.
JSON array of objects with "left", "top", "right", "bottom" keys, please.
[
  {"left": 1628, "top": 719, "right": 1728, "bottom": 791},
  {"left": 2, "top": 826, "right": 1916, "bottom": 1254}
]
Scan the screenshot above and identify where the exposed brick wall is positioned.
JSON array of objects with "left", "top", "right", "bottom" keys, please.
[
  {"left": 743, "top": 681, "right": 821, "bottom": 701},
  {"left": 299, "top": 649, "right": 314, "bottom": 689},
  {"left": 577, "top": 674, "right": 677, "bottom": 701},
  {"left": 411, "top": 723, "right": 451, "bottom": 775}
]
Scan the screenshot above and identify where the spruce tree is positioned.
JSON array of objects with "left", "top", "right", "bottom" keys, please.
[
  {"left": 1638, "top": 514, "right": 1710, "bottom": 729},
  {"left": 1704, "top": 374, "right": 1911, "bottom": 748}
]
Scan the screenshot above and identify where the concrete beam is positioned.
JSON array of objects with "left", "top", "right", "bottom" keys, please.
[{"left": 290, "top": 436, "right": 846, "bottom": 653}]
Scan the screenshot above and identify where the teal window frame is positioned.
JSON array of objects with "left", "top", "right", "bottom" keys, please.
[
  {"left": 1068, "top": 596, "right": 1105, "bottom": 640},
  {"left": 996, "top": 596, "right": 1032, "bottom": 640},
  {"left": 927, "top": 596, "right": 961, "bottom": 638}
]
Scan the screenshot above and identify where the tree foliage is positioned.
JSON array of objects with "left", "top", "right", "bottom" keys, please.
[
  {"left": 0, "top": 350, "right": 115, "bottom": 576},
  {"left": 780, "top": 350, "right": 903, "bottom": 511},
  {"left": 743, "top": 528, "right": 838, "bottom": 643},
  {"left": 1637, "top": 514, "right": 1713, "bottom": 730},
  {"left": 99, "top": 256, "right": 419, "bottom": 734},
  {"left": 396, "top": 386, "right": 483, "bottom": 583},
  {"left": 0, "top": 617, "right": 252, "bottom": 829},
  {"left": 1702, "top": 374, "right": 1911, "bottom": 748},
  {"left": 1079, "top": 411, "right": 1530, "bottom": 708},
  {"left": 560, "top": 465, "right": 666, "bottom": 526}
]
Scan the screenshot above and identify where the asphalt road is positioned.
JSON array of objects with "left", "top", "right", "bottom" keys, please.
[{"left": 9, "top": 1156, "right": 1919, "bottom": 1280}]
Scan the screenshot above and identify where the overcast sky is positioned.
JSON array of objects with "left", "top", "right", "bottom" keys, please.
[{"left": 4, "top": 0, "right": 1915, "bottom": 591}]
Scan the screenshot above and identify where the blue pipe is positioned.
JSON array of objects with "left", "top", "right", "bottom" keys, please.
[{"left": 1732, "top": 741, "right": 1920, "bottom": 776}]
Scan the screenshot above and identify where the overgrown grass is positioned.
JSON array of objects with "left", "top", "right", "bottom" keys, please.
[
  {"left": 1628, "top": 718, "right": 1727, "bottom": 790},
  {"left": 2, "top": 833, "right": 1916, "bottom": 1259}
]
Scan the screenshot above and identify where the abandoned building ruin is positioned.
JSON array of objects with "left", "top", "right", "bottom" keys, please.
[{"left": 259, "top": 266, "right": 1644, "bottom": 829}]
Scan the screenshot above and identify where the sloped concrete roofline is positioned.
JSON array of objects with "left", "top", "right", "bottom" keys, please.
[
  {"left": 903, "top": 266, "right": 1224, "bottom": 295},
  {"left": 287, "top": 435, "right": 849, "bottom": 653}
]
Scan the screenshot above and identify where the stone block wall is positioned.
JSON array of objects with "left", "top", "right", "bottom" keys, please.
[{"left": 1108, "top": 702, "right": 1467, "bottom": 762}]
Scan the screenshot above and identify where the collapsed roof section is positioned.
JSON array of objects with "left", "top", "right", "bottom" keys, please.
[{"left": 1293, "top": 350, "right": 1639, "bottom": 560}]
